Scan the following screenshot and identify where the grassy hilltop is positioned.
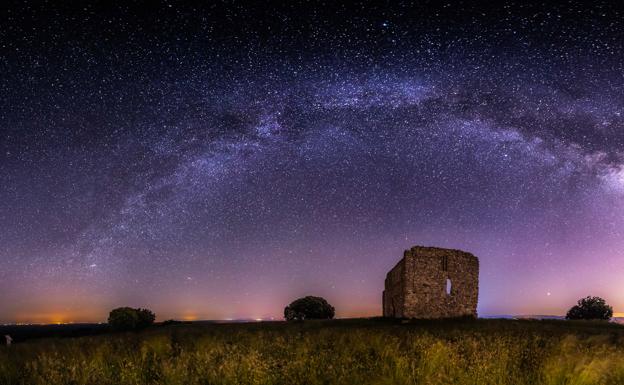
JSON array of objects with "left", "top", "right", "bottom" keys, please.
[{"left": 1, "top": 318, "right": 624, "bottom": 385}]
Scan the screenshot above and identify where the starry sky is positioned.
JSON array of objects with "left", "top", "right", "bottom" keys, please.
[{"left": 1, "top": 1, "right": 624, "bottom": 324}]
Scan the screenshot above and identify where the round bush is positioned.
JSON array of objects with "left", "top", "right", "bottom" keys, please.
[
  {"left": 284, "top": 296, "right": 335, "bottom": 321},
  {"left": 108, "top": 307, "right": 156, "bottom": 330},
  {"left": 566, "top": 296, "right": 613, "bottom": 320}
]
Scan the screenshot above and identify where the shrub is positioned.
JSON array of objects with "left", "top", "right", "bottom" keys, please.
[
  {"left": 108, "top": 307, "right": 156, "bottom": 331},
  {"left": 108, "top": 307, "right": 139, "bottom": 331},
  {"left": 162, "top": 319, "right": 184, "bottom": 326},
  {"left": 136, "top": 308, "right": 156, "bottom": 329},
  {"left": 284, "top": 296, "right": 335, "bottom": 321},
  {"left": 565, "top": 296, "right": 613, "bottom": 320}
]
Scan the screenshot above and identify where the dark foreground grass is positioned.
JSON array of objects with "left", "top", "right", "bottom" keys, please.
[{"left": 1, "top": 318, "right": 624, "bottom": 384}]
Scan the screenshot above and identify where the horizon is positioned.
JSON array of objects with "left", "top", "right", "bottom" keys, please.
[
  {"left": 4, "top": 312, "right": 624, "bottom": 326},
  {"left": 2, "top": 2, "right": 624, "bottom": 324},
  {"left": 3, "top": 303, "right": 624, "bottom": 326}
]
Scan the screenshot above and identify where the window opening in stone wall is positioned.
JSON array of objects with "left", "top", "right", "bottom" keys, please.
[
  {"left": 441, "top": 256, "right": 448, "bottom": 271},
  {"left": 446, "top": 278, "right": 452, "bottom": 295}
]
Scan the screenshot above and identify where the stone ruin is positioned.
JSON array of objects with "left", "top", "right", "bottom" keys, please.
[{"left": 383, "top": 246, "right": 479, "bottom": 319}]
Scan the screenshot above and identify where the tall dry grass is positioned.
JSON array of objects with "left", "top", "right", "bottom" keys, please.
[{"left": 1, "top": 319, "right": 623, "bottom": 385}]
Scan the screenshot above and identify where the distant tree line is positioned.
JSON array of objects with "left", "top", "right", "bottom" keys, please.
[
  {"left": 107, "top": 294, "right": 613, "bottom": 330},
  {"left": 107, "top": 296, "right": 337, "bottom": 330}
]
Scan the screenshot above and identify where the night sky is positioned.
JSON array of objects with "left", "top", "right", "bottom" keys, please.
[{"left": 1, "top": 1, "right": 624, "bottom": 324}]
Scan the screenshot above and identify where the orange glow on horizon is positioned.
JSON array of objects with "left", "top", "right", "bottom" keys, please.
[
  {"left": 182, "top": 313, "right": 199, "bottom": 321},
  {"left": 11, "top": 310, "right": 99, "bottom": 325}
]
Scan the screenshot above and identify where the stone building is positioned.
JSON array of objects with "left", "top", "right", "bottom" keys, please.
[{"left": 383, "top": 246, "right": 479, "bottom": 318}]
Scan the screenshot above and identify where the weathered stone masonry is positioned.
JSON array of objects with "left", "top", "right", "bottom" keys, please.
[{"left": 383, "top": 246, "right": 479, "bottom": 318}]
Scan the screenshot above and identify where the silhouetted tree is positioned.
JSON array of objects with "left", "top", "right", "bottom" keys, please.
[
  {"left": 566, "top": 296, "right": 613, "bottom": 320},
  {"left": 136, "top": 308, "right": 156, "bottom": 329},
  {"left": 108, "top": 307, "right": 139, "bottom": 331},
  {"left": 108, "top": 307, "right": 156, "bottom": 331},
  {"left": 284, "top": 296, "right": 335, "bottom": 321}
]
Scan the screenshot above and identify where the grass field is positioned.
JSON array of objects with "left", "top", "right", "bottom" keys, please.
[{"left": 1, "top": 318, "right": 624, "bottom": 385}]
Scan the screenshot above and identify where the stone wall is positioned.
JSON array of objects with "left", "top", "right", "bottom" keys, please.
[
  {"left": 383, "top": 246, "right": 479, "bottom": 318},
  {"left": 382, "top": 258, "right": 405, "bottom": 317}
]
